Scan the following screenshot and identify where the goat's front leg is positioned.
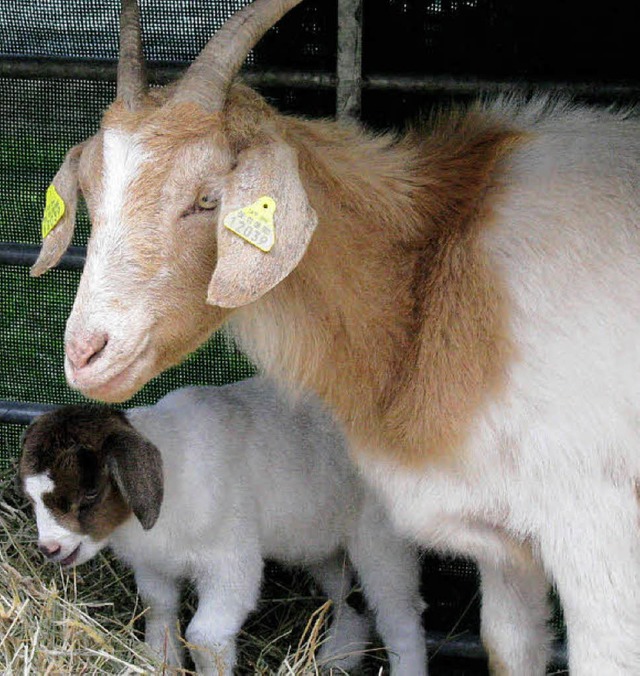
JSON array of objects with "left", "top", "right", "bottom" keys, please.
[
  {"left": 186, "top": 546, "right": 264, "bottom": 676},
  {"left": 478, "top": 554, "right": 550, "bottom": 676},
  {"left": 347, "top": 497, "right": 428, "bottom": 676},
  {"left": 414, "top": 516, "right": 551, "bottom": 675},
  {"left": 134, "top": 566, "right": 183, "bottom": 668},
  {"left": 537, "top": 482, "right": 640, "bottom": 675},
  {"left": 435, "top": 521, "right": 551, "bottom": 675}
]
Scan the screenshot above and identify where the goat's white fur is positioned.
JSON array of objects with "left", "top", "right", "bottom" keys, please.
[
  {"left": 101, "top": 130, "right": 145, "bottom": 228},
  {"left": 25, "top": 475, "right": 63, "bottom": 542},
  {"left": 32, "top": 379, "right": 428, "bottom": 675},
  {"left": 88, "top": 129, "right": 148, "bottom": 293}
]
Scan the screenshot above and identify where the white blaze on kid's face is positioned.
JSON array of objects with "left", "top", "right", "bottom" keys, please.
[
  {"left": 25, "top": 473, "right": 74, "bottom": 546},
  {"left": 24, "top": 473, "right": 107, "bottom": 566}
]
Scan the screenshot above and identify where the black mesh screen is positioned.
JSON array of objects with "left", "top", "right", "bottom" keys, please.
[
  {"left": 1, "top": 78, "right": 107, "bottom": 247},
  {"left": 363, "top": 0, "right": 639, "bottom": 83},
  {"left": 1, "top": 0, "right": 335, "bottom": 68}
]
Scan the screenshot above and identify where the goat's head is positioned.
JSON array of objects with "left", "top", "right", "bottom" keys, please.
[
  {"left": 33, "top": 0, "right": 317, "bottom": 402},
  {"left": 19, "top": 406, "right": 163, "bottom": 566}
]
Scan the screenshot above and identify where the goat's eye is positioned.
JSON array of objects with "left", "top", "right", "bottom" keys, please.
[
  {"left": 196, "top": 193, "right": 217, "bottom": 210},
  {"left": 80, "top": 490, "right": 100, "bottom": 507}
]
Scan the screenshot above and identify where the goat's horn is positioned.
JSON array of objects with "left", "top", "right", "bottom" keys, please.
[
  {"left": 171, "top": 0, "right": 303, "bottom": 112},
  {"left": 117, "top": 0, "right": 148, "bottom": 110}
]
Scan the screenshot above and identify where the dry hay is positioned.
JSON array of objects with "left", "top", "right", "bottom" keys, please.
[{"left": 0, "top": 463, "right": 385, "bottom": 674}]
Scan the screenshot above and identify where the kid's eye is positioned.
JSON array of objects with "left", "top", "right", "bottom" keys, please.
[{"left": 80, "top": 490, "right": 100, "bottom": 507}]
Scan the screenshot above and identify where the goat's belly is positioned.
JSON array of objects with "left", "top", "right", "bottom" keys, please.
[
  {"left": 258, "top": 503, "right": 355, "bottom": 565},
  {"left": 355, "top": 364, "right": 640, "bottom": 565},
  {"left": 260, "top": 526, "right": 346, "bottom": 565},
  {"left": 355, "top": 452, "right": 500, "bottom": 556}
]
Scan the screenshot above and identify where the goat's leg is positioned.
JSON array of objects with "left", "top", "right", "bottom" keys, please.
[
  {"left": 308, "top": 552, "right": 371, "bottom": 671},
  {"left": 186, "top": 547, "right": 263, "bottom": 676},
  {"left": 347, "top": 497, "right": 428, "bottom": 676},
  {"left": 537, "top": 484, "right": 640, "bottom": 675},
  {"left": 134, "top": 566, "right": 183, "bottom": 668},
  {"left": 478, "top": 556, "right": 550, "bottom": 676},
  {"left": 407, "top": 514, "right": 550, "bottom": 676}
]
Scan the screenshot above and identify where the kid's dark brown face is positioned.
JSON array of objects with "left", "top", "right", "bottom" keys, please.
[{"left": 20, "top": 420, "right": 133, "bottom": 566}]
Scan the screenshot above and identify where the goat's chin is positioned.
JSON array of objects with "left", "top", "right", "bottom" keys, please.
[
  {"left": 79, "top": 377, "right": 145, "bottom": 404},
  {"left": 66, "top": 351, "right": 157, "bottom": 403}
]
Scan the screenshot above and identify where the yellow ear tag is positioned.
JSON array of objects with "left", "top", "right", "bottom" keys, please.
[
  {"left": 223, "top": 196, "right": 276, "bottom": 253},
  {"left": 41, "top": 184, "right": 66, "bottom": 239}
]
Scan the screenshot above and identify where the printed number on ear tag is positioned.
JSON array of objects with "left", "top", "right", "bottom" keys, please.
[
  {"left": 41, "top": 184, "right": 66, "bottom": 239},
  {"left": 223, "top": 196, "right": 276, "bottom": 253}
]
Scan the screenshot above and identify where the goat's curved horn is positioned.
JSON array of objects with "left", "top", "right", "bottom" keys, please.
[
  {"left": 171, "top": 0, "right": 303, "bottom": 112},
  {"left": 117, "top": 0, "right": 148, "bottom": 110}
]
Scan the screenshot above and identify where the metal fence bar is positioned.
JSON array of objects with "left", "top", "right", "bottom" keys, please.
[
  {"left": 0, "top": 242, "right": 85, "bottom": 270},
  {"left": 0, "top": 56, "right": 336, "bottom": 89},
  {"left": 4, "top": 56, "right": 638, "bottom": 99},
  {"left": 336, "top": 0, "right": 363, "bottom": 120},
  {"left": 364, "top": 74, "right": 640, "bottom": 98},
  {"left": 424, "top": 632, "right": 567, "bottom": 667},
  {"left": 0, "top": 401, "right": 60, "bottom": 425}
]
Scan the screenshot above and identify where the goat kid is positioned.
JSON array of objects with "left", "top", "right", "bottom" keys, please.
[
  {"left": 20, "top": 379, "right": 427, "bottom": 675},
  {"left": 30, "top": 0, "right": 640, "bottom": 673}
]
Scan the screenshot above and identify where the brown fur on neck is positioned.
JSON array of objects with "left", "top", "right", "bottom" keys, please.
[{"left": 233, "top": 108, "right": 521, "bottom": 468}]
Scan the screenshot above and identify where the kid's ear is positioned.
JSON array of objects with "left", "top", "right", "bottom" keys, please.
[
  {"left": 105, "top": 427, "right": 163, "bottom": 530},
  {"left": 207, "top": 138, "right": 317, "bottom": 308},
  {"left": 31, "top": 142, "right": 85, "bottom": 277}
]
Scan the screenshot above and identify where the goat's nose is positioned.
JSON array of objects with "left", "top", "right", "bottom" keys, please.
[
  {"left": 66, "top": 332, "right": 108, "bottom": 371},
  {"left": 38, "top": 541, "right": 61, "bottom": 558}
]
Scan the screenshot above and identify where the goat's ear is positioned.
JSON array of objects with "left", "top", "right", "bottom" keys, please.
[
  {"left": 207, "top": 138, "right": 317, "bottom": 308},
  {"left": 105, "top": 426, "right": 163, "bottom": 530},
  {"left": 30, "top": 142, "right": 85, "bottom": 277}
]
